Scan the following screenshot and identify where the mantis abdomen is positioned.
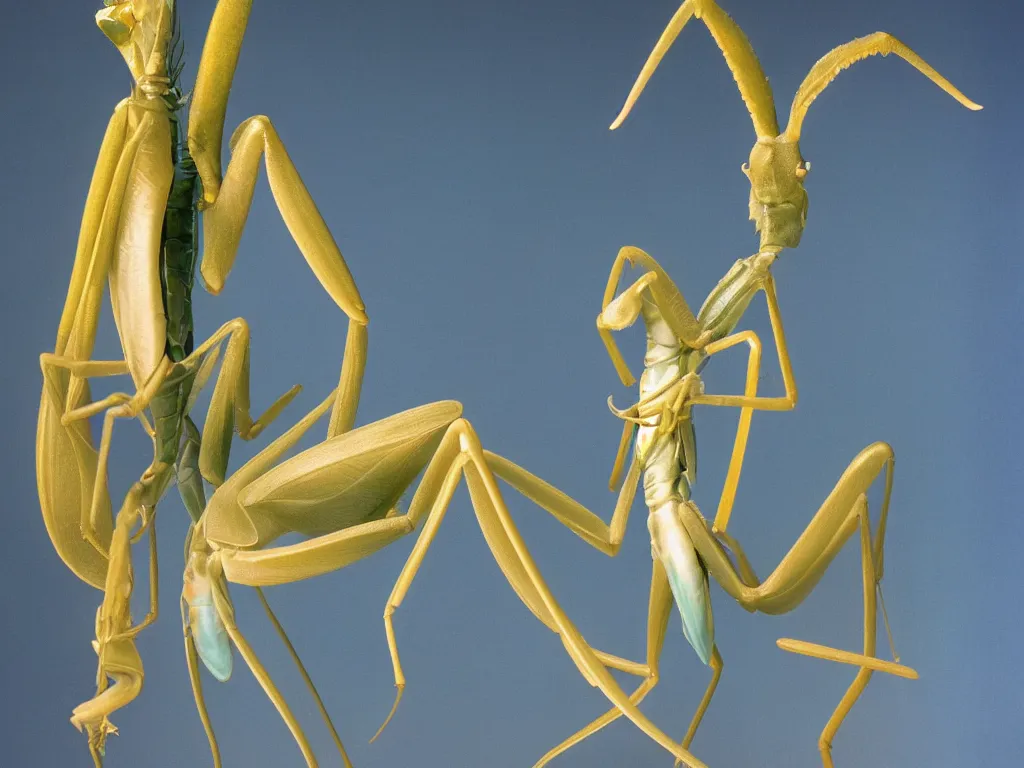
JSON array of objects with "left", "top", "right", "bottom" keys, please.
[{"left": 160, "top": 111, "right": 200, "bottom": 364}]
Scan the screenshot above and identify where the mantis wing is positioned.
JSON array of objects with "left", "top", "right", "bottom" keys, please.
[{"left": 206, "top": 400, "right": 462, "bottom": 550}]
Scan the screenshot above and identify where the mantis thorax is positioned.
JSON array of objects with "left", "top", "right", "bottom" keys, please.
[{"left": 743, "top": 137, "right": 809, "bottom": 252}]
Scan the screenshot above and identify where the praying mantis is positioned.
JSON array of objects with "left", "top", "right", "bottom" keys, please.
[
  {"left": 34, "top": 1, "right": 982, "bottom": 766},
  {"left": 468, "top": 1, "right": 981, "bottom": 766},
  {"left": 37, "top": 0, "right": 367, "bottom": 759}
]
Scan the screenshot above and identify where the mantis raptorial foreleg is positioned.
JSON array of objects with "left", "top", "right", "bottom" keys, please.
[
  {"left": 599, "top": 247, "right": 799, "bottom": 533},
  {"left": 188, "top": 1, "right": 367, "bottom": 327},
  {"left": 679, "top": 443, "right": 915, "bottom": 761},
  {"left": 598, "top": 246, "right": 712, "bottom": 386}
]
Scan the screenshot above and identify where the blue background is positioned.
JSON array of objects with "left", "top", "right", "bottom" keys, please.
[{"left": 1, "top": 1, "right": 1017, "bottom": 766}]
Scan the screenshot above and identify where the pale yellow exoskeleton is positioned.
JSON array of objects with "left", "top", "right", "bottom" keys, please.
[
  {"left": 454, "top": 2, "right": 980, "bottom": 765},
  {"left": 608, "top": 0, "right": 982, "bottom": 254},
  {"left": 38, "top": 0, "right": 368, "bottom": 759}
]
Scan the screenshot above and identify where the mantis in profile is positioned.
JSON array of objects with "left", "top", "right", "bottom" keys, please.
[
  {"left": 465, "top": 1, "right": 981, "bottom": 766},
  {"left": 37, "top": 1, "right": 367, "bottom": 760}
]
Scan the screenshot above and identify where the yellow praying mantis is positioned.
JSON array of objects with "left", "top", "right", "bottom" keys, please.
[
  {"left": 457, "top": 1, "right": 981, "bottom": 766},
  {"left": 37, "top": 1, "right": 367, "bottom": 760}
]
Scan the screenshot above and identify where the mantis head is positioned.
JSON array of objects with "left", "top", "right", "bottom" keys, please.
[
  {"left": 742, "top": 138, "right": 809, "bottom": 251},
  {"left": 95, "top": 0, "right": 175, "bottom": 85},
  {"left": 609, "top": 0, "right": 981, "bottom": 254}
]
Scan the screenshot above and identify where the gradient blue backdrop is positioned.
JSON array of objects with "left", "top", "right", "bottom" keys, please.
[{"left": 1, "top": 1, "right": 1017, "bottom": 766}]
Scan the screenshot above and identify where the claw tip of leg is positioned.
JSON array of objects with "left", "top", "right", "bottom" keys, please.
[{"left": 369, "top": 685, "right": 404, "bottom": 744}]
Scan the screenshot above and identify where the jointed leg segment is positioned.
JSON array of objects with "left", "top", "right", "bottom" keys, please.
[
  {"left": 373, "top": 422, "right": 712, "bottom": 767},
  {"left": 475, "top": 437, "right": 913, "bottom": 765},
  {"left": 207, "top": 409, "right": 707, "bottom": 766}
]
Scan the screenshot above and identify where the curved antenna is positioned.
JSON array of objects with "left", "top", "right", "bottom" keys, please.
[
  {"left": 610, "top": 0, "right": 779, "bottom": 139},
  {"left": 784, "top": 31, "right": 982, "bottom": 141}
]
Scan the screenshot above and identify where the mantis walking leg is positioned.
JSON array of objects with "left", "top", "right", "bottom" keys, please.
[
  {"left": 47, "top": 317, "right": 302, "bottom": 548},
  {"left": 677, "top": 443, "right": 916, "bottom": 764},
  {"left": 255, "top": 588, "right": 354, "bottom": 767},
  {"left": 531, "top": 559, "right": 674, "bottom": 767},
  {"left": 208, "top": 569, "right": 320, "bottom": 767},
  {"left": 373, "top": 423, "right": 710, "bottom": 768},
  {"left": 483, "top": 453, "right": 726, "bottom": 765},
  {"left": 182, "top": 595, "right": 222, "bottom": 768},
  {"left": 70, "top": 485, "right": 153, "bottom": 754}
]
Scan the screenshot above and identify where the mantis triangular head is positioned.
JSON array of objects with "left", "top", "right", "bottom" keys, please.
[
  {"left": 95, "top": 0, "right": 176, "bottom": 86},
  {"left": 610, "top": 0, "right": 982, "bottom": 252}
]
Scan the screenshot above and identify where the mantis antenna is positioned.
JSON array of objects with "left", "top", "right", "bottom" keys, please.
[
  {"left": 783, "top": 31, "right": 983, "bottom": 140},
  {"left": 610, "top": 0, "right": 779, "bottom": 137}
]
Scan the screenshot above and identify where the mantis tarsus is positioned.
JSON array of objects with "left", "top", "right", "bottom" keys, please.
[{"left": 37, "top": 0, "right": 367, "bottom": 758}]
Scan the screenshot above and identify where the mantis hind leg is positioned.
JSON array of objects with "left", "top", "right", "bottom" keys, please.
[
  {"left": 531, "top": 558, "right": 674, "bottom": 767},
  {"left": 182, "top": 595, "right": 222, "bottom": 768},
  {"left": 186, "top": 317, "right": 303, "bottom": 485},
  {"left": 255, "top": 588, "right": 354, "bottom": 768},
  {"left": 684, "top": 442, "right": 916, "bottom": 765},
  {"left": 208, "top": 572, "right": 318, "bottom": 768},
  {"left": 776, "top": 499, "right": 917, "bottom": 768},
  {"left": 376, "top": 420, "right": 710, "bottom": 768}
]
